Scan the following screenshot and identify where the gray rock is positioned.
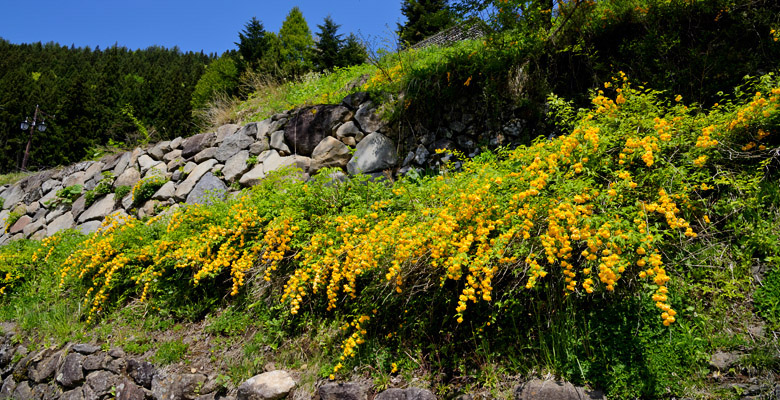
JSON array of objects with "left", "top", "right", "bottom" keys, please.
[
  {"left": 346, "top": 133, "right": 398, "bottom": 175},
  {"left": 78, "top": 194, "right": 116, "bottom": 223},
  {"left": 186, "top": 173, "right": 228, "bottom": 205},
  {"left": 63, "top": 171, "right": 87, "bottom": 188},
  {"left": 76, "top": 221, "right": 103, "bottom": 235},
  {"left": 71, "top": 195, "right": 88, "bottom": 219},
  {"left": 104, "top": 357, "right": 127, "bottom": 375},
  {"left": 270, "top": 130, "right": 290, "bottom": 155},
  {"left": 182, "top": 132, "right": 217, "bottom": 159},
  {"left": 239, "top": 164, "right": 267, "bottom": 187},
  {"left": 311, "top": 136, "right": 351, "bottom": 172},
  {"left": 31, "top": 383, "right": 58, "bottom": 399},
  {"left": 354, "top": 102, "right": 385, "bottom": 133},
  {"left": 56, "top": 353, "right": 85, "bottom": 388},
  {"left": 318, "top": 382, "right": 370, "bottom": 400},
  {"left": 164, "top": 149, "right": 183, "bottom": 163},
  {"left": 60, "top": 388, "right": 85, "bottom": 400},
  {"left": 216, "top": 130, "right": 254, "bottom": 162},
  {"left": 375, "top": 388, "right": 436, "bottom": 400},
  {"left": 194, "top": 147, "right": 218, "bottom": 163},
  {"left": 342, "top": 137, "right": 357, "bottom": 147},
  {"left": 26, "top": 200, "right": 40, "bottom": 215},
  {"left": 710, "top": 351, "right": 741, "bottom": 371},
  {"left": 341, "top": 91, "right": 369, "bottom": 110},
  {"left": 84, "top": 161, "right": 106, "bottom": 182},
  {"left": 143, "top": 162, "right": 168, "bottom": 179},
  {"left": 117, "top": 377, "right": 147, "bottom": 400},
  {"left": 249, "top": 138, "right": 271, "bottom": 155},
  {"left": 237, "top": 122, "right": 259, "bottom": 139},
  {"left": 40, "top": 187, "right": 62, "bottom": 208},
  {"left": 8, "top": 215, "right": 32, "bottom": 235},
  {"left": 12, "top": 380, "right": 33, "bottom": 399},
  {"left": 149, "top": 141, "right": 172, "bottom": 160},
  {"left": 29, "top": 349, "right": 63, "bottom": 382},
  {"left": 183, "top": 162, "right": 198, "bottom": 175},
  {"left": 114, "top": 168, "right": 141, "bottom": 189},
  {"left": 284, "top": 105, "right": 350, "bottom": 157},
  {"left": 113, "top": 152, "right": 133, "bottom": 176},
  {"left": 121, "top": 193, "right": 134, "bottom": 210},
  {"left": 137, "top": 200, "right": 158, "bottom": 218},
  {"left": 72, "top": 344, "right": 101, "bottom": 355},
  {"left": 414, "top": 145, "right": 430, "bottom": 165},
  {"left": 256, "top": 119, "right": 273, "bottom": 139},
  {"left": 47, "top": 212, "right": 75, "bottom": 236},
  {"left": 450, "top": 120, "right": 466, "bottom": 133},
  {"left": 152, "top": 181, "right": 176, "bottom": 201},
  {"left": 170, "top": 136, "right": 184, "bottom": 150},
  {"left": 217, "top": 124, "right": 242, "bottom": 142},
  {"left": 514, "top": 379, "right": 604, "bottom": 400},
  {"left": 264, "top": 153, "right": 310, "bottom": 176},
  {"left": 175, "top": 159, "right": 218, "bottom": 201},
  {"left": 23, "top": 217, "right": 46, "bottom": 238},
  {"left": 0, "top": 375, "right": 16, "bottom": 398},
  {"left": 336, "top": 121, "right": 362, "bottom": 139},
  {"left": 86, "top": 370, "right": 119, "bottom": 398},
  {"left": 83, "top": 352, "right": 110, "bottom": 371},
  {"left": 41, "top": 179, "right": 61, "bottom": 194},
  {"left": 0, "top": 184, "right": 24, "bottom": 210},
  {"left": 402, "top": 151, "right": 415, "bottom": 167},
  {"left": 223, "top": 150, "right": 250, "bottom": 182},
  {"left": 236, "top": 370, "right": 296, "bottom": 400},
  {"left": 127, "top": 359, "right": 155, "bottom": 389},
  {"left": 151, "top": 372, "right": 207, "bottom": 400}
]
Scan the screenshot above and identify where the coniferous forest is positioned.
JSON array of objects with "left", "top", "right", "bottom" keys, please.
[{"left": 0, "top": 40, "right": 211, "bottom": 173}]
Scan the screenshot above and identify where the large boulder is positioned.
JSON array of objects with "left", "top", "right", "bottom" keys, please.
[
  {"left": 236, "top": 370, "right": 296, "bottom": 400},
  {"left": 127, "top": 359, "right": 155, "bottom": 389},
  {"left": 114, "top": 167, "right": 141, "bottom": 189},
  {"left": 0, "top": 184, "right": 24, "bottom": 210},
  {"left": 149, "top": 140, "right": 172, "bottom": 160},
  {"left": 186, "top": 172, "right": 228, "bottom": 205},
  {"left": 8, "top": 215, "right": 32, "bottom": 235},
  {"left": 216, "top": 124, "right": 242, "bottom": 142},
  {"left": 346, "top": 133, "right": 398, "bottom": 175},
  {"left": 284, "top": 105, "right": 352, "bottom": 157},
  {"left": 86, "top": 370, "right": 120, "bottom": 398},
  {"left": 311, "top": 136, "right": 351, "bottom": 172}
]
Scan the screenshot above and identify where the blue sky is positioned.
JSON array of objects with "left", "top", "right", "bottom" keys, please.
[{"left": 0, "top": 0, "right": 405, "bottom": 55}]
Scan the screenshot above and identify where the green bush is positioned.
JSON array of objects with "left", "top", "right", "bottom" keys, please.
[
  {"left": 114, "top": 185, "right": 131, "bottom": 200},
  {"left": 131, "top": 175, "right": 167, "bottom": 206},
  {"left": 47, "top": 185, "right": 83, "bottom": 208},
  {"left": 84, "top": 172, "right": 115, "bottom": 207},
  {"left": 755, "top": 264, "right": 780, "bottom": 330},
  {"left": 153, "top": 339, "right": 188, "bottom": 365}
]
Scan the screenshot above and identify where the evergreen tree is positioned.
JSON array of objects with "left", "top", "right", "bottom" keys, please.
[
  {"left": 397, "top": 0, "right": 454, "bottom": 46},
  {"left": 279, "top": 7, "right": 315, "bottom": 78},
  {"left": 235, "top": 17, "right": 267, "bottom": 70},
  {"left": 314, "top": 16, "right": 343, "bottom": 71},
  {"left": 338, "top": 34, "right": 368, "bottom": 67}
]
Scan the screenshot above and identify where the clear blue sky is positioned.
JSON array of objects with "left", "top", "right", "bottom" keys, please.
[{"left": 0, "top": 0, "right": 405, "bottom": 55}]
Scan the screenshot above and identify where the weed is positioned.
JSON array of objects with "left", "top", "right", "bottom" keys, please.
[{"left": 153, "top": 339, "right": 188, "bottom": 365}]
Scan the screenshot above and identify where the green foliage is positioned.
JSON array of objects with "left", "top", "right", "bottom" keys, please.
[
  {"left": 315, "top": 16, "right": 344, "bottom": 71},
  {"left": 246, "top": 155, "right": 259, "bottom": 167},
  {"left": 84, "top": 172, "right": 115, "bottom": 207},
  {"left": 191, "top": 55, "right": 240, "bottom": 110},
  {"left": 755, "top": 265, "right": 780, "bottom": 330},
  {"left": 153, "top": 339, "right": 188, "bottom": 365},
  {"left": 279, "top": 7, "right": 315, "bottom": 79},
  {"left": 398, "top": 0, "right": 455, "bottom": 46},
  {"left": 3, "top": 212, "right": 22, "bottom": 234},
  {"left": 236, "top": 17, "right": 268, "bottom": 71},
  {"left": 205, "top": 306, "right": 252, "bottom": 336},
  {"left": 47, "top": 185, "right": 83, "bottom": 208},
  {"left": 120, "top": 104, "right": 150, "bottom": 146},
  {"left": 0, "top": 42, "right": 209, "bottom": 173},
  {"left": 0, "top": 197, "right": 4, "bottom": 210},
  {"left": 131, "top": 175, "right": 167, "bottom": 206},
  {"left": 114, "top": 185, "right": 131, "bottom": 200}
]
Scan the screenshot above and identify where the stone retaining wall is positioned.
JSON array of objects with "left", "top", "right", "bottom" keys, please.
[{"left": 0, "top": 91, "right": 527, "bottom": 245}]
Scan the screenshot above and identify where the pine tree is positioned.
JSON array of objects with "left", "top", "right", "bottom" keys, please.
[
  {"left": 337, "top": 34, "right": 368, "bottom": 67},
  {"left": 235, "top": 17, "right": 267, "bottom": 70},
  {"left": 314, "top": 16, "right": 343, "bottom": 71},
  {"left": 279, "top": 7, "right": 315, "bottom": 78},
  {"left": 397, "top": 0, "right": 454, "bottom": 46}
]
